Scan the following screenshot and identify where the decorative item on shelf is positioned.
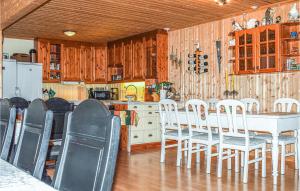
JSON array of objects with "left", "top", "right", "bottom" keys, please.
[
  {"left": 125, "top": 84, "right": 137, "bottom": 102},
  {"left": 289, "top": 47, "right": 299, "bottom": 55},
  {"left": 286, "top": 58, "right": 298, "bottom": 70},
  {"left": 229, "top": 39, "right": 236, "bottom": 47},
  {"left": 288, "top": 3, "right": 300, "bottom": 22},
  {"left": 187, "top": 42, "right": 208, "bottom": 75},
  {"left": 43, "top": 88, "right": 56, "bottom": 99},
  {"left": 261, "top": 17, "right": 267, "bottom": 26},
  {"left": 3, "top": 53, "right": 9, "bottom": 59},
  {"left": 232, "top": 20, "right": 243, "bottom": 31},
  {"left": 247, "top": 18, "right": 258, "bottom": 29},
  {"left": 154, "top": 81, "right": 172, "bottom": 100},
  {"left": 264, "top": 7, "right": 275, "bottom": 25},
  {"left": 290, "top": 31, "right": 298, "bottom": 39},
  {"left": 275, "top": 16, "right": 282, "bottom": 23},
  {"left": 29, "top": 49, "right": 37, "bottom": 63}
]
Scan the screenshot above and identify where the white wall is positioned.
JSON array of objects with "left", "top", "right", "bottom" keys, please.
[{"left": 3, "top": 38, "right": 34, "bottom": 57}]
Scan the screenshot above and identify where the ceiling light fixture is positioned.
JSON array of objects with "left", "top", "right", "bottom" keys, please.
[
  {"left": 64, "top": 30, "right": 76, "bottom": 37},
  {"left": 215, "top": 0, "right": 230, "bottom": 6}
]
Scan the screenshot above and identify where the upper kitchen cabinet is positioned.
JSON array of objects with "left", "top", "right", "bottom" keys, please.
[
  {"left": 81, "top": 45, "right": 94, "bottom": 83},
  {"left": 132, "top": 37, "right": 146, "bottom": 80},
  {"left": 36, "top": 39, "right": 62, "bottom": 82},
  {"left": 61, "top": 43, "right": 82, "bottom": 81},
  {"left": 234, "top": 24, "right": 281, "bottom": 74},
  {"left": 93, "top": 46, "right": 107, "bottom": 83},
  {"left": 107, "top": 29, "right": 168, "bottom": 83}
]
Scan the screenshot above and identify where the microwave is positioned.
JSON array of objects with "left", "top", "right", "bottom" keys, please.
[{"left": 93, "top": 91, "right": 111, "bottom": 100}]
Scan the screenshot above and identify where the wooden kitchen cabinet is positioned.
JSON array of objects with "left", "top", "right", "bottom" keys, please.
[
  {"left": 81, "top": 45, "right": 94, "bottom": 83},
  {"left": 36, "top": 39, "right": 50, "bottom": 81},
  {"left": 61, "top": 43, "right": 81, "bottom": 81},
  {"left": 94, "top": 46, "right": 107, "bottom": 83},
  {"left": 132, "top": 37, "right": 145, "bottom": 80},
  {"left": 123, "top": 39, "right": 133, "bottom": 81}
]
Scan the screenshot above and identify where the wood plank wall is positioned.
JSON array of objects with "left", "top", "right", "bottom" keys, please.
[{"left": 168, "top": 1, "right": 300, "bottom": 112}]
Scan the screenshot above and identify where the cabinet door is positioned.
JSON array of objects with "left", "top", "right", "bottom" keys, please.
[
  {"left": 145, "top": 35, "right": 157, "bottom": 79},
  {"left": 123, "top": 40, "right": 133, "bottom": 80},
  {"left": 36, "top": 39, "right": 50, "bottom": 81},
  {"left": 132, "top": 38, "right": 145, "bottom": 80},
  {"left": 94, "top": 46, "right": 107, "bottom": 83},
  {"left": 114, "top": 42, "right": 123, "bottom": 67},
  {"left": 235, "top": 30, "right": 256, "bottom": 74},
  {"left": 62, "top": 44, "right": 81, "bottom": 81},
  {"left": 107, "top": 43, "right": 115, "bottom": 67},
  {"left": 256, "top": 25, "right": 280, "bottom": 72},
  {"left": 81, "top": 46, "right": 94, "bottom": 83}
]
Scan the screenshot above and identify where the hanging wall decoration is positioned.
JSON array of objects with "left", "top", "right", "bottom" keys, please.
[
  {"left": 216, "top": 40, "right": 222, "bottom": 73},
  {"left": 187, "top": 43, "right": 208, "bottom": 75}
]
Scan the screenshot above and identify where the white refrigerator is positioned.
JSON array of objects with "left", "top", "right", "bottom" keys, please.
[{"left": 3, "top": 59, "right": 43, "bottom": 101}]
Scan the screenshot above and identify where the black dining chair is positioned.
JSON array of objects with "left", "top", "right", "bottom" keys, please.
[
  {"left": 9, "top": 97, "right": 30, "bottom": 111},
  {"left": 13, "top": 99, "right": 53, "bottom": 180},
  {"left": 0, "top": 99, "right": 17, "bottom": 161},
  {"left": 53, "top": 99, "right": 121, "bottom": 191},
  {"left": 45, "top": 98, "right": 74, "bottom": 164}
]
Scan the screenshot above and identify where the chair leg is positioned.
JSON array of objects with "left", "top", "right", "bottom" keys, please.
[
  {"left": 295, "top": 142, "right": 299, "bottom": 170},
  {"left": 243, "top": 150, "right": 249, "bottom": 184},
  {"left": 241, "top": 151, "right": 244, "bottom": 168},
  {"left": 196, "top": 144, "right": 200, "bottom": 163},
  {"left": 160, "top": 137, "right": 166, "bottom": 163},
  {"left": 281, "top": 144, "right": 286, "bottom": 175},
  {"left": 187, "top": 140, "right": 193, "bottom": 169},
  {"left": 206, "top": 145, "right": 212, "bottom": 174},
  {"left": 217, "top": 146, "right": 223, "bottom": 178},
  {"left": 227, "top": 149, "right": 232, "bottom": 170},
  {"left": 235, "top": 150, "right": 239, "bottom": 173},
  {"left": 255, "top": 149, "right": 259, "bottom": 170},
  {"left": 262, "top": 145, "right": 266, "bottom": 178},
  {"left": 176, "top": 140, "right": 182, "bottom": 167},
  {"left": 184, "top": 140, "right": 188, "bottom": 158}
]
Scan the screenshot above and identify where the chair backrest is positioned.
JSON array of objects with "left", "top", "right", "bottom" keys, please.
[
  {"left": 45, "top": 97, "right": 74, "bottom": 139},
  {"left": 13, "top": 99, "right": 53, "bottom": 179},
  {"left": 9, "top": 97, "right": 29, "bottom": 110},
  {"left": 0, "top": 99, "right": 17, "bottom": 161},
  {"left": 216, "top": 100, "right": 248, "bottom": 141},
  {"left": 273, "top": 98, "right": 300, "bottom": 113},
  {"left": 185, "top": 99, "right": 210, "bottom": 136},
  {"left": 207, "top": 98, "right": 219, "bottom": 110},
  {"left": 240, "top": 98, "right": 260, "bottom": 113},
  {"left": 53, "top": 99, "right": 121, "bottom": 191},
  {"left": 159, "top": 99, "right": 181, "bottom": 134}
]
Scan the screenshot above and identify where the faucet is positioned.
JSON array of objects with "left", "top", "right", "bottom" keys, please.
[{"left": 125, "top": 84, "right": 138, "bottom": 101}]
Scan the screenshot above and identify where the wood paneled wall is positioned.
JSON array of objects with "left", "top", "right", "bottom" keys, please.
[{"left": 168, "top": 1, "right": 300, "bottom": 112}]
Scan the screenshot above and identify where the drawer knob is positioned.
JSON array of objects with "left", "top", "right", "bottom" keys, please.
[
  {"left": 148, "top": 122, "right": 153, "bottom": 125},
  {"left": 148, "top": 134, "right": 153, "bottom": 137},
  {"left": 133, "top": 106, "right": 137, "bottom": 109},
  {"left": 148, "top": 106, "right": 152, "bottom": 108},
  {"left": 134, "top": 135, "right": 138, "bottom": 138},
  {"left": 148, "top": 112, "right": 152, "bottom": 114}
]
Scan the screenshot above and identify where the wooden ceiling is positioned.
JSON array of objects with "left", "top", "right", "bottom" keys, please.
[{"left": 3, "top": 0, "right": 294, "bottom": 43}]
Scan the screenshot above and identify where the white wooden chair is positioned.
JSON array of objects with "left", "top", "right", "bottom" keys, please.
[
  {"left": 185, "top": 99, "right": 219, "bottom": 173},
  {"left": 216, "top": 100, "right": 266, "bottom": 184},
  {"left": 240, "top": 98, "right": 260, "bottom": 169},
  {"left": 207, "top": 98, "right": 219, "bottom": 110},
  {"left": 255, "top": 98, "right": 300, "bottom": 174},
  {"left": 159, "top": 99, "right": 189, "bottom": 167}
]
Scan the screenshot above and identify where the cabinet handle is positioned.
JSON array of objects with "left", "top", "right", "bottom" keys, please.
[
  {"left": 134, "top": 135, "right": 138, "bottom": 138},
  {"left": 148, "top": 122, "right": 153, "bottom": 125},
  {"left": 133, "top": 106, "right": 137, "bottom": 109},
  {"left": 148, "top": 112, "right": 153, "bottom": 115},
  {"left": 148, "top": 106, "right": 152, "bottom": 108},
  {"left": 148, "top": 134, "right": 153, "bottom": 137}
]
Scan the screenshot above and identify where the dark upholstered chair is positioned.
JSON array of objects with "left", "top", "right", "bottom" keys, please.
[
  {"left": 53, "top": 99, "right": 121, "bottom": 191},
  {"left": 9, "top": 97, "right": 29, "bottom": 111},
  {"left": 13, "top": 99, "right": 53, "bottom": 180},
  {"left": 0, "top": 99, "right": 16, "bottom": 161},
  {"left": 45, "top": 97, "right": 74, "bottom": 166}
]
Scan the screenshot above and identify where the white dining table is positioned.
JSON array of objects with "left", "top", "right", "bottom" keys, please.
[
  {"left": 167, "top": 111, "right": 300, "bottom": 185},
  {"left": 0, "top": 159, "right": 57, "bottom": 191}
]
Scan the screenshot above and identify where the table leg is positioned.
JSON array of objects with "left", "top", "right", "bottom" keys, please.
[{"left": 272, "top": 132, "right": 279, "bottom": 185}]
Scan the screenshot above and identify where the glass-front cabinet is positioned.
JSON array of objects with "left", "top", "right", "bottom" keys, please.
[
  {"left": 256, "top": 25, "right": 280, "bottom": 72},
  {"left": 235, "top": 29, "right": 256, "bottom": 74},
  {"left": 234, "top": 24, "right": 281, "bottom": 74}
]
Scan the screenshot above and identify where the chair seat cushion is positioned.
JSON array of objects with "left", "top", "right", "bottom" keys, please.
[
  {"left": 223, "top": 137, "right": 266, "bottom": 147},
  {"left": 192, "top": 133, "right": 219, "bottom": 141},
  {"left": 165, "top": 128, "right": 190, "bottom": 136},
  {"left": 255, "top": 134, "right": 296, "bottom": 144}
]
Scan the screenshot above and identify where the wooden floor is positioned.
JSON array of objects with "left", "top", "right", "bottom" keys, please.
[{"left": 113, "top": 149, "right": 300, "bottom": 191}]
